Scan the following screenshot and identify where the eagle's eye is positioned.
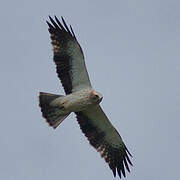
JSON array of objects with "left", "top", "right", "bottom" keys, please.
[
  {"left": 93, "top": 94, "right": 99, "bottom": 99},
  {"left": 91, "top": 94, "right": 103, "bottom": 104}
]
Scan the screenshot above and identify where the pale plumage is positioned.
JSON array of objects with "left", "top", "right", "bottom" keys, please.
[{"left": 39, "top": 16, "right": 133, "bottom": 178}]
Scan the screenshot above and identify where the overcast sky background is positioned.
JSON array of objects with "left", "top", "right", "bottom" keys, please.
[{"left": 0, "top": 0, "right": 180, "bottom": 180}]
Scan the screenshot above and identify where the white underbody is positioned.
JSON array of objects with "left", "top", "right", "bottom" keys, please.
[{"left": 50, "top": 88, "right": 99, "bottom": 112}]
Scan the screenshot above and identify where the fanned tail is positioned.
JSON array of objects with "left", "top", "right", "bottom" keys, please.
[{"left": 39, "top": 92, "right": 70, "bottom": 128}]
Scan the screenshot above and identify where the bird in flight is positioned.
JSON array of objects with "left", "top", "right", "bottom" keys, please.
[{"left": 39, "top": 16, "right": 133, "bottom": 178}]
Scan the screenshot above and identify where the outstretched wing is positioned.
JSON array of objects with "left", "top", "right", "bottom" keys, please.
[
  {"left": 47, "top": 16, "right": 91, "bottom": 94},
  {"left": 75, "top": 106, "right": 133, "bottom": 178}
]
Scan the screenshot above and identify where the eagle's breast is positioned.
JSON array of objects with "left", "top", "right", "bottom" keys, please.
[{"left": 64, "top": 88, "right": 95, "bottom": 112}]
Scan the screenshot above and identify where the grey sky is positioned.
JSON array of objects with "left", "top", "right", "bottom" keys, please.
[{"left": 0, "top": 0, "right": 180, "bottom": 179}]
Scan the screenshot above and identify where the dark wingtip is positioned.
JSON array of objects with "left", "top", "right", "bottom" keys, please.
[
  {"left": 125, "top": 151, "right": 133, "bottom": 166},
  {"left": 121, "top": 167, "right": 126, "bottom": 178},
  {"left": 46, "top": 20, "right": 53, "bottom": 28},
  {"left": 47, "top": 15, "right": 75, "bottom": 37},
  {"left": 54, "top": 15, "right": 65, "bottom": 30},
  {"left": 61, "top": 16, "right": 71, "bottom": 34},
  {"left": 48, "top": 15, "right": 53, "bottom": 21},
  {"left": 112, "top": 168, "right": 116, "bottom": 177},
  {"left": 48, "top": 16, "right": 60, "bottom": 29},
  {"left": 61, "top": 16, "right": 64, "bottom": 21},
  {"left": 117, "top": 169, "right": 121, "bottom": 178},
  {"left": 123, "top": 156, "right": 130, "bottom": 172},
  {"left": 70, "top": 25, "right": 76, "bottom": 39},
  {"left": 125, "top": 146, "right": 133, "bottom": 157},
  {"left": 48, "top": 15, "right": 54, "bottom": 26},
  {"left": 54, "top": 15, "right": 60, "bottom": 23},
  {"left": 124, "top": 145, "right": 133, "bottom": 167},
  {"left": 61, "top": 16, "right": 66, "bottom": 24}
]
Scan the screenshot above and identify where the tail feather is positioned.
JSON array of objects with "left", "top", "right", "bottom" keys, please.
[{"left": 39, "top": 92, "right": 70, "bottom": 129}]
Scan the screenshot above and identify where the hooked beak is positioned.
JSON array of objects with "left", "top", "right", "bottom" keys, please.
[{"left": 98, "top": 97, "right": 103, "bottom": 103}]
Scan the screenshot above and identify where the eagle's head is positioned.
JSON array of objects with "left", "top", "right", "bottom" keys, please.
[{"left": 89, "top": 90, "right": 103, "bottom": 104}]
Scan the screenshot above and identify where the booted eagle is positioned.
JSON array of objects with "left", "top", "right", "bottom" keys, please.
[{"left": 39, "top": 16, "right": 133, "bottom": 178}]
